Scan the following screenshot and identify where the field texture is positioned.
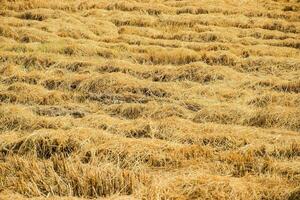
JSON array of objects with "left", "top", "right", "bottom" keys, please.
[{"left": 0, "top": 0, "right": 300, "bottom": 199}]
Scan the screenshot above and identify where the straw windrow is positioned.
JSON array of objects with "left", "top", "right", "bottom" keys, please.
[{"left": 0, "top": 0, "right": 299, "bottom": 199}]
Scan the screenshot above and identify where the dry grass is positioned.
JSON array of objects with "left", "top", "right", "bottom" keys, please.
[{"left": 0, "top": 0, "right": 299, "bottom": 199}]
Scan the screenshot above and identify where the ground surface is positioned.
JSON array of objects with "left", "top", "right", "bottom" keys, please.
[{"left": 0, "top": 0, "right": 299, "bottom": 199}]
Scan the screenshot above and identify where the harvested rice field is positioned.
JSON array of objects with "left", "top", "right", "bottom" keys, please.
[{"left": 0, "top": 0, "right": 299, "bottom": 199}]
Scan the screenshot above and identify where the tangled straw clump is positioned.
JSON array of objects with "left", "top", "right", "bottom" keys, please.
[{"left": 0, "top": 0, "right": 299, "bottom": 199}]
